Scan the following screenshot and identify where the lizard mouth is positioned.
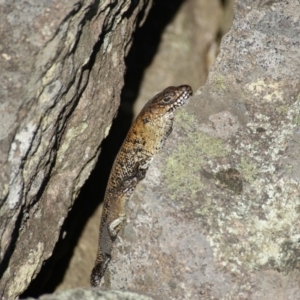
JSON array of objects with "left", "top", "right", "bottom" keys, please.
[{"left": 171, "top": 86, "right": 193, "bottom": 110}]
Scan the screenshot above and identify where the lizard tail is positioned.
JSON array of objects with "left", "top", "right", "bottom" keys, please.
[{"left": 90, "top": 255, "right": 111, "bottom": 287}]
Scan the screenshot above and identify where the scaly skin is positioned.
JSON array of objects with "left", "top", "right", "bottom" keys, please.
[{"left": 90, "top": 85, "right": 193, "bottom": 287}]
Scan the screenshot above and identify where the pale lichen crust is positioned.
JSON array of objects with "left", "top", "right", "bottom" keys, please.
[
  {"left": 163, "top": 110, "right": 227, "bottom": 199},
  {"left": 162, "top": 91, "right": 300, "bottom": 274}
]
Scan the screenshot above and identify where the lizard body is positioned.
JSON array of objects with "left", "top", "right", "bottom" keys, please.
[{"left": 91, "top": 85, "right": 193, "bottom": 287}]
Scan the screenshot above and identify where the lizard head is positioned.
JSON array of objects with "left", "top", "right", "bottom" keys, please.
[
  {"left": 151, "top": 85, "right": 193, "bottom": 110},
  {"left": 141, "top": 85, "right": 193, "bottom": 119}
]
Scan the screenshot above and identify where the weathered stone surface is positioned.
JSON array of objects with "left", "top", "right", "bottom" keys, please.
[
  {"left": 0, "top": 0, "right": 152, "bottom": 298},
  {"left": 106, "top": 0, "right": 300, "bottom": 299},
  {"left": 25, "top": 289, "right": 154, "bottom": 300},
  {"left": 56, "top": 0, "right": 226, "bottom": 291}
]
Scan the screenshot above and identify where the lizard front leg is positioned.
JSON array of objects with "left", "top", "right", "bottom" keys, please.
[
  {"left": 106, "top": 184, "right": 134, "bottom": 238},
  {"left": 108, "top": 214, "right": 126, "bottom": 238}
]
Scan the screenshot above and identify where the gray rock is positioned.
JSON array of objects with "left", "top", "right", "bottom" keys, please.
[
  {"left": 106, "top": 0, "right": 300, "bottom": 299},
  {"left": 57, "top": 0, "right": 229, "bottom": 291},
  {"left": 0, "top": 0, "right": 152, "bottom": 298},
  {"left": 24, "top": 289, "right": 154, "bottom": 300}
]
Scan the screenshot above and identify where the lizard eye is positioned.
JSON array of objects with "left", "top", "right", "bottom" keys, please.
[{"left": 162, "top": 96, "right": 173, "bottom": 103}]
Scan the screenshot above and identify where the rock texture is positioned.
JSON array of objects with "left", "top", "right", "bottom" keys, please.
[
  {"left": 56, "top": 0, "right": 228, "bottom": 291},
  {"left": 26, "top": 289, "right": 154, "bottom": 300},
  {"left": 0, "top": 0, "right": 152, "bottom": 298},
  {"left": 105, "top": 1, "right": 300, "bottom": 299}
]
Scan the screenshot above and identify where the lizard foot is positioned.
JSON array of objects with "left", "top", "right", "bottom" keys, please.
[{"left": 108, "top": 214, "right": 126, "bottom": 237}]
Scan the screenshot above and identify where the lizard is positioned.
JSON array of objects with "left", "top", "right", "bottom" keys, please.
[{"left": 90, "top": 85, "right": 193, "bottom": 287}]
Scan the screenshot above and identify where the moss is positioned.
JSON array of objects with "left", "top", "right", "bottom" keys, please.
[
  {"left": 163, "top": 110, "right": 227, "bottom": 199},
  {"left": 214, "top": 76, "right": 226, "bottom": 90},
  {"left": 238, "top": 156, "right": 258, "bottom": 183}
]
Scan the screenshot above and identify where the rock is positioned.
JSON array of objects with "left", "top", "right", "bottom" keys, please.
[
  {"left": 0, "top": 0, "right": 152, "bottom": 298},
  {"left": 58, "top": 0, "right": 227, "bottom": 291},
  {"left": 24, "top": 289, "right": 154, "bottom": 300},
  {"left": 107, "top": 0, "right": 300, "bottom": 299}
]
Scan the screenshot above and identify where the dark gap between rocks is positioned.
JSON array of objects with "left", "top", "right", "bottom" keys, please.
[{"left": 21, "top": 0, "right": 186, "bottom": 297}]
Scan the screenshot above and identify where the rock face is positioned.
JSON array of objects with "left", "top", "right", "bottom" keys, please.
[
  {"left": 26, "top": 289, "right": 154, "bottom": 300},
  {"left": 55, "top": 0, "right": 228, "bottom": 291},
  {"left": 0, "top": 0, "right": 152, "bottom": 298},
  {"left": 105, "top": 1, "right": 300, "bottom": 299},
  {"left": 3, "top": 0, "right": 300, "bottom": 299}
]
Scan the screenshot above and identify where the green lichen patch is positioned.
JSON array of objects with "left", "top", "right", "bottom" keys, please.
[
  {"left": 163, "top": 110, "right": 227, "bottom": 200},
  {"left": 238, "top": 157, "right": 258, "bottom": 183},
  {"left": 214, "top": 75, "right": 226, "bottom": 90}
]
